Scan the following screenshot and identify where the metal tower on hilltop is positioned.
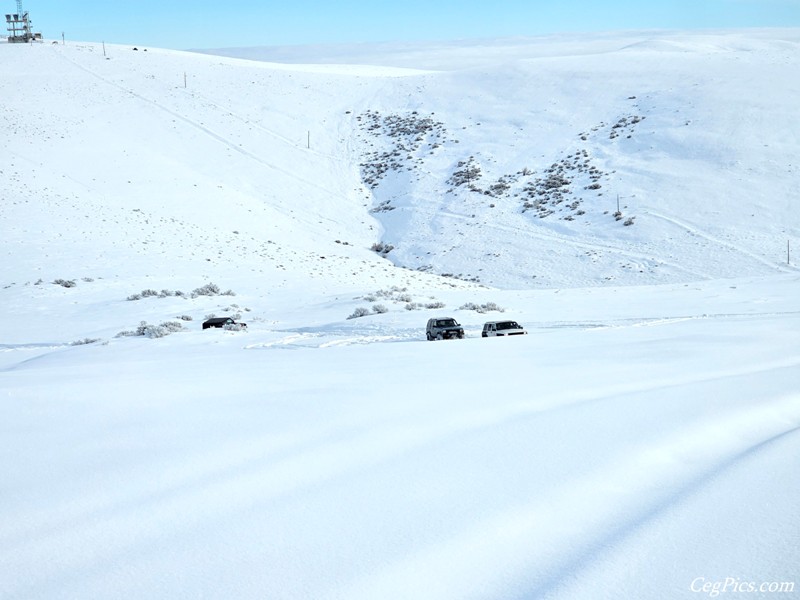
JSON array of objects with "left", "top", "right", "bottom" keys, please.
[{"left": 5, "top": 0, "right": 39, "bottom": 43}]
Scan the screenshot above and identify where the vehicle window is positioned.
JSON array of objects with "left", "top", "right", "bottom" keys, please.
[{"left": 438, "top": 319, "right": 456, "bottom": 327}]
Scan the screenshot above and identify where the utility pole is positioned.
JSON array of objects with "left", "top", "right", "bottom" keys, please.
[{"left": 616, "top": 194, "right": 635, "bottom": 215}]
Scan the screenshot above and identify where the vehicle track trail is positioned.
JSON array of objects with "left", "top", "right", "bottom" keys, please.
[
  {"left": 55, "top": 50, "right": 352, "bottom": 208},
  {"left": 332, "top": 384, "right": 800, "bottom": 600},
  {"left": 648, "top": 210, "right": 794, "bottom": 273}
]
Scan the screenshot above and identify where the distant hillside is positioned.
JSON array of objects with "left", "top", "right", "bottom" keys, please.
[
  {"left": 322, "top": 30, "right": 800, "bottom": 288},
  {"left": 2, "top": 30, "right": 799, "bottom": 291}
]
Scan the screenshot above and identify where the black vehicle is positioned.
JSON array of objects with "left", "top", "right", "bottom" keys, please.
[
  {"left": 202, "top": 317, "right": 246, "bottom": 330},
  {"left": 426, "top": 317, "right": 465, "bottom": 340}
]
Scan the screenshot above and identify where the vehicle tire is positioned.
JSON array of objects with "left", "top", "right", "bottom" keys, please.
[
  {"left": 427, "top": 333, "right": 433, "bottom": 341},
  {"left": 436, "top": 333, "right": 443, "bottom": 341}
]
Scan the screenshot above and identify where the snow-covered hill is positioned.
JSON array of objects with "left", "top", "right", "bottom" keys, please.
[
  {"left": 202, "top": 29, "right": 800, "bottom": 288},
  {"left": 4, "top": 30, "right": 799, "bottom": 292},
  {"left": 1, "top": 30, "right": 799, "bottom": 600}
]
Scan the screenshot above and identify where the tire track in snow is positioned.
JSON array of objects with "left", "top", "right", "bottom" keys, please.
[
  {"left": 176, "top": 86, "right": 349, "bottom": 164},
  {"left": 4, "top": 358, "right": 799, "bottom": 599},
  {"left": 428, "top": 208, "right": 716, "bottom": 281},
  {"left": 8, "top": 355, "right": 798, "bottom": 553},
  {"left": 0, "top": 344, "right": 73, "bottom": 371},
  {"left": 330, "top": 391, "right": 800, "bottom": 600},
  {"left": 55, "top": 51, "right": 349, "bottom": 210},
  {"left": 647, "top": 210, "right": 794, "bottom": 273},
  {"left": 244, "top": 310, "right": 800, "bottom": 349}
]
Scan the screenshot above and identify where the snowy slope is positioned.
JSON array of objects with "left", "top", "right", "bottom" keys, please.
[
  {"left": 3, "top": 30, "right": 799, "bottom": 291},
  {"left": 1, "top": 30, "right": 799, "bottom": 600},
  {"left": 2, "top": 276, "right": 799, "bottom": 600},
  {"left": 205, "top": 29, "right": 800, "bottom": 288}
]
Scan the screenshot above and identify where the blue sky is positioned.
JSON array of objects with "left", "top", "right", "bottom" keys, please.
[{"left": 14, "top": 0, "right": 800, "bottom": 49}]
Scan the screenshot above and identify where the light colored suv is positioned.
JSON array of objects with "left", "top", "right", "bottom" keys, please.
[
  {"left": 426, "top": 317, "right": 465, "bottom": 340},
  {"left": 482, "top": 320, "right": 527, "bottom": 337}
]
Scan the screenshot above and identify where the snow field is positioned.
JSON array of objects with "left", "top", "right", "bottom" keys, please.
[{"left": 1, "top": 30, "right": 799, "bottom": 599}]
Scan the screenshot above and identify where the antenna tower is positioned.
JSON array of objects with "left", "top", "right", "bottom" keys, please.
[{"left": 6, "top": 0, "right": 36, "bottom": 42}]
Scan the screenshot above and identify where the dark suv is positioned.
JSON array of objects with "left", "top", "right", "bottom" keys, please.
[
  {"left": 202, "top": 317, "right": 247, "bottom": 330},
  {"left": 426, "top": 317, "right": 465, "bottom": 340}
]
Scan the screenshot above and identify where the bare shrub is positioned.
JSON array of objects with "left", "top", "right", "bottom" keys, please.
[
  {"left": 71, "top": 338, "right": 101, "bottom": 346},
  {"left": 459, "top": 301, "right": 505, "bottom": 314},
  {"left": 53, "top": 278, "right": 77, "bottom": 288},
  {"left": 191, "top": 282, "right": 221, "bottom": 297},
  {"left": 347, "top": 307, "right": 371, "bottom": 320},
  {"left": 364, "top": 287, "right": 413, "bottom": 303},
  {"left": 372, "top": 304, "right": 389, "bottom": 314},
  {"left": 481, "top": 302, "right": 504, "bottom": 313},
  {"left": 116, "top": 320, "right": 185, "bottom": 339},
  {"left": 143, "top": 325, "right": 169, "bottom": 339},
  {"left": 127, "top": 289, "right": 159, "bottom": 301},
  {"left": 371, "top": 242, "right": 394, "bottom": 255}
]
